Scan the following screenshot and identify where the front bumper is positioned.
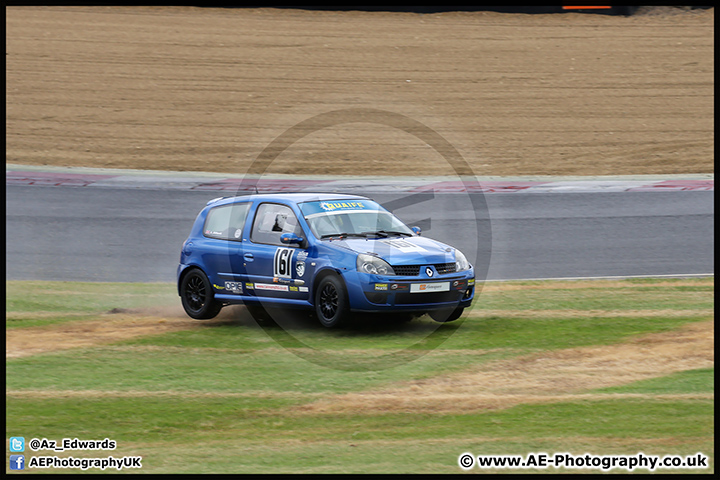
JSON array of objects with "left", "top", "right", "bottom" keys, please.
[{"left": 344, "top": 268, "right": 475, "bottom": 312}]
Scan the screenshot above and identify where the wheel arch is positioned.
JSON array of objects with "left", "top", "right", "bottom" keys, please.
[
  {"left": 312, "top": 267, "right": 348, "bottom": 305},
  {"left": 177, "top": 264, "right": 205, "bottom": 296}
]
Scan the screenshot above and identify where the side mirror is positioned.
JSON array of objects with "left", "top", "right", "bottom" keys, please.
[
  {"left": 411, "top": 226, "right": 422, "bottom": 236},
  {"left": 280, "top": 233, "right": 305, "bottom": 245}
]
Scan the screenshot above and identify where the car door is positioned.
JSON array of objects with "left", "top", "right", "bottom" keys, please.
[
  {"left": 198, "top": 202, "right": 251, "bottom": 294},
  {"left": 244, "top": 202, "right": 311, "bottom": 300}
]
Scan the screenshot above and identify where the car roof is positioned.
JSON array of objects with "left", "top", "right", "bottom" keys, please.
[{"left": 206, "top": 193, "right": 370, "bottom": 207}]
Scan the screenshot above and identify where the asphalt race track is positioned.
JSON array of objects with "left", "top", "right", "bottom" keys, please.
[{"left": 5, "top": 179, "right": 714, "bottom": 283}]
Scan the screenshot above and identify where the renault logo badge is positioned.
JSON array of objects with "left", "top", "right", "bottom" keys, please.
[{"left": 426, "top": 267, "right": 434, "bottom": 277}]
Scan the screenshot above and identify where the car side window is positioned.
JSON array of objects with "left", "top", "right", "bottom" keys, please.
[
  {"left": 203, "top": 203, "right": 250, "bottom": 241},
  {"left": 251, "top": 203, "right": 304, "bottom": 246}
]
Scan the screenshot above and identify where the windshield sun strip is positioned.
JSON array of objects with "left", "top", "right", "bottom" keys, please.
[{"left": 303, "top": 209, "right": 385, "bottom": 220}]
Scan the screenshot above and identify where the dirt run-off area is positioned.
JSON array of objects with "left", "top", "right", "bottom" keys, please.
[
  {"left": 5, "top": 6, "right": 714, "bottom": 177},
  {"left": 5, "top": 306, "right": 194, "bottom": 359}
]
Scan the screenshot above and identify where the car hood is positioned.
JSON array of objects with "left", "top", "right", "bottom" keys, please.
[{"left": 331, "top": 235, "right": 457, "bottom": 265}]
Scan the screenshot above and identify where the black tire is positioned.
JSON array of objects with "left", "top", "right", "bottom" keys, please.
[
  {"left": 314, "top": 275, "right": 349, "bottom": 328},
  {"left": 180, "top": 269, "right": 223, "bottom": 319},
  {"left": 429, "top": 307, "right": 464, "bottom": 323}
]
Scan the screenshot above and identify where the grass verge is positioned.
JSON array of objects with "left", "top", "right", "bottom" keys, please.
[{"left": 5, "top": 277, "right": 714, "bottom": 473}]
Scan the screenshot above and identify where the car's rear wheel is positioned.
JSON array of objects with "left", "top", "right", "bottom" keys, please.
[
  {"left": 315, "top": 275, "right": 349, "bottom": 328},
  {"left": 429, "top": 307, "right": 464, "bottom": 323},
  {"left": 180, "top": 269, "right": 222, "bottom": 319}
]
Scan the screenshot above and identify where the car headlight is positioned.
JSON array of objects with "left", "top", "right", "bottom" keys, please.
[
  {"left": 455, "top": 249, "right": 470, "bottom": 272},
  {"left": 357, "top": 253, "right": 395, "bottom": 275}
]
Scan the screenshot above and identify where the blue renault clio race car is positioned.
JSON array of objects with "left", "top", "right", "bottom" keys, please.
[{"left": 178, "top": 193, "right": 475, "bottom": 327}]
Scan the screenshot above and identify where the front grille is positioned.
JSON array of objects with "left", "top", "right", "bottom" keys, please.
[
  {"left": 391, "top": 265, "right": 421, "bottom": 276},
  {"left": 390, "top": 263, "right": 457, "bottom": 276},
  {"left": 434, "top": 263, "right": 457, "bottom": 275},
  {"left": 394, "top": 291, "right": 462, "bottom": 305},
  {"left": 365, "top": 290, "right": 464, "bottom": 305}
]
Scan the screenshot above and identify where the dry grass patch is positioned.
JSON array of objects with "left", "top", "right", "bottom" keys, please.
[
  {"left": 6, "top": 311, "right": 212, "bottom": 358},
  {"left": 298, "top": 320, "right": 713, "bottom": 415}
]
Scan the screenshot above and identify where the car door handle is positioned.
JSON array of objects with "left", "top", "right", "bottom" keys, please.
[{"left": 243, "top": 253, "right": 254, "bottom": 261}]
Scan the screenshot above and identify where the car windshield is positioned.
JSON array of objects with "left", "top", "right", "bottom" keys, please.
[{"left": 299, "top": 199, "right": 414, "bottom": 239}]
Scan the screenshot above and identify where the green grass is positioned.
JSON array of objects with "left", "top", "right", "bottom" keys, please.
[
  {"left": 7, "top": 397, "right": 713, "bottom": 444},
  {"left": 5, "top": 277, "right": 714, "bottom": 473},
  {"left": 474, "top": 283, "right": 714, "bottom": 312},
  {"left": 4, "top": 314, "right": 703, "bottom": 393},
  {"left": 7, "top": 397, "right": 713, "bottom": 474},
  {"left": 595, "top": 368, "right": 714, "bottom": 395},
  {"left": 6, "top": 345, "right": 508, "bottom": 395},
  {"left": 124, "top": 312, "right": 700, "bottom": 352},
  {"left": 5, "top": 281, "right": 176, "bottom": 328}
]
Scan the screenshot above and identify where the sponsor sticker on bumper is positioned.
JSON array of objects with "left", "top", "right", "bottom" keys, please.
[
  {"left": 255, "top": 283, "right": 289, "bottom": 292},
  {"left": 410, "top": 282, "right": 450, "bottom": 293}
]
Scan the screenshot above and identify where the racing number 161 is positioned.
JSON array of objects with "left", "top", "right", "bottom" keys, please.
[{"left": 274, "top": 248, "right": 294, "bottom": 278}]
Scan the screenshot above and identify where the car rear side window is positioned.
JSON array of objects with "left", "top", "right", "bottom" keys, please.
[
  {"left": 203, "top": 203, "right": 250, "bottom": 241},
  {"left": 251, "top": 203, "right": 304, "bottom": 246}
]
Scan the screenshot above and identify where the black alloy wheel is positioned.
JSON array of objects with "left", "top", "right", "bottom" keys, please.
[
  {"left": 315, "top": 275, "right": 349, "bottom": 328},
  {"left": 180, "top": 269, "right": 222, "bottom": 319}
]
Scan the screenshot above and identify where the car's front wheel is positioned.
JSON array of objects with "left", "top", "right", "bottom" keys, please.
[
  {"left": 180, "top": 269, "right": 223, "bottom": 319},
  {"left": 429, "top": 307, "right": 464, "bottom": 323},
  {"left": 314, "top": 275, "right": 349, "bottom": 328}
]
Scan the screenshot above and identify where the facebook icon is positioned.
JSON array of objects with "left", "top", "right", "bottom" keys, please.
[{"left": 10, "top": 455, "right": 25, "bottom": 470}]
